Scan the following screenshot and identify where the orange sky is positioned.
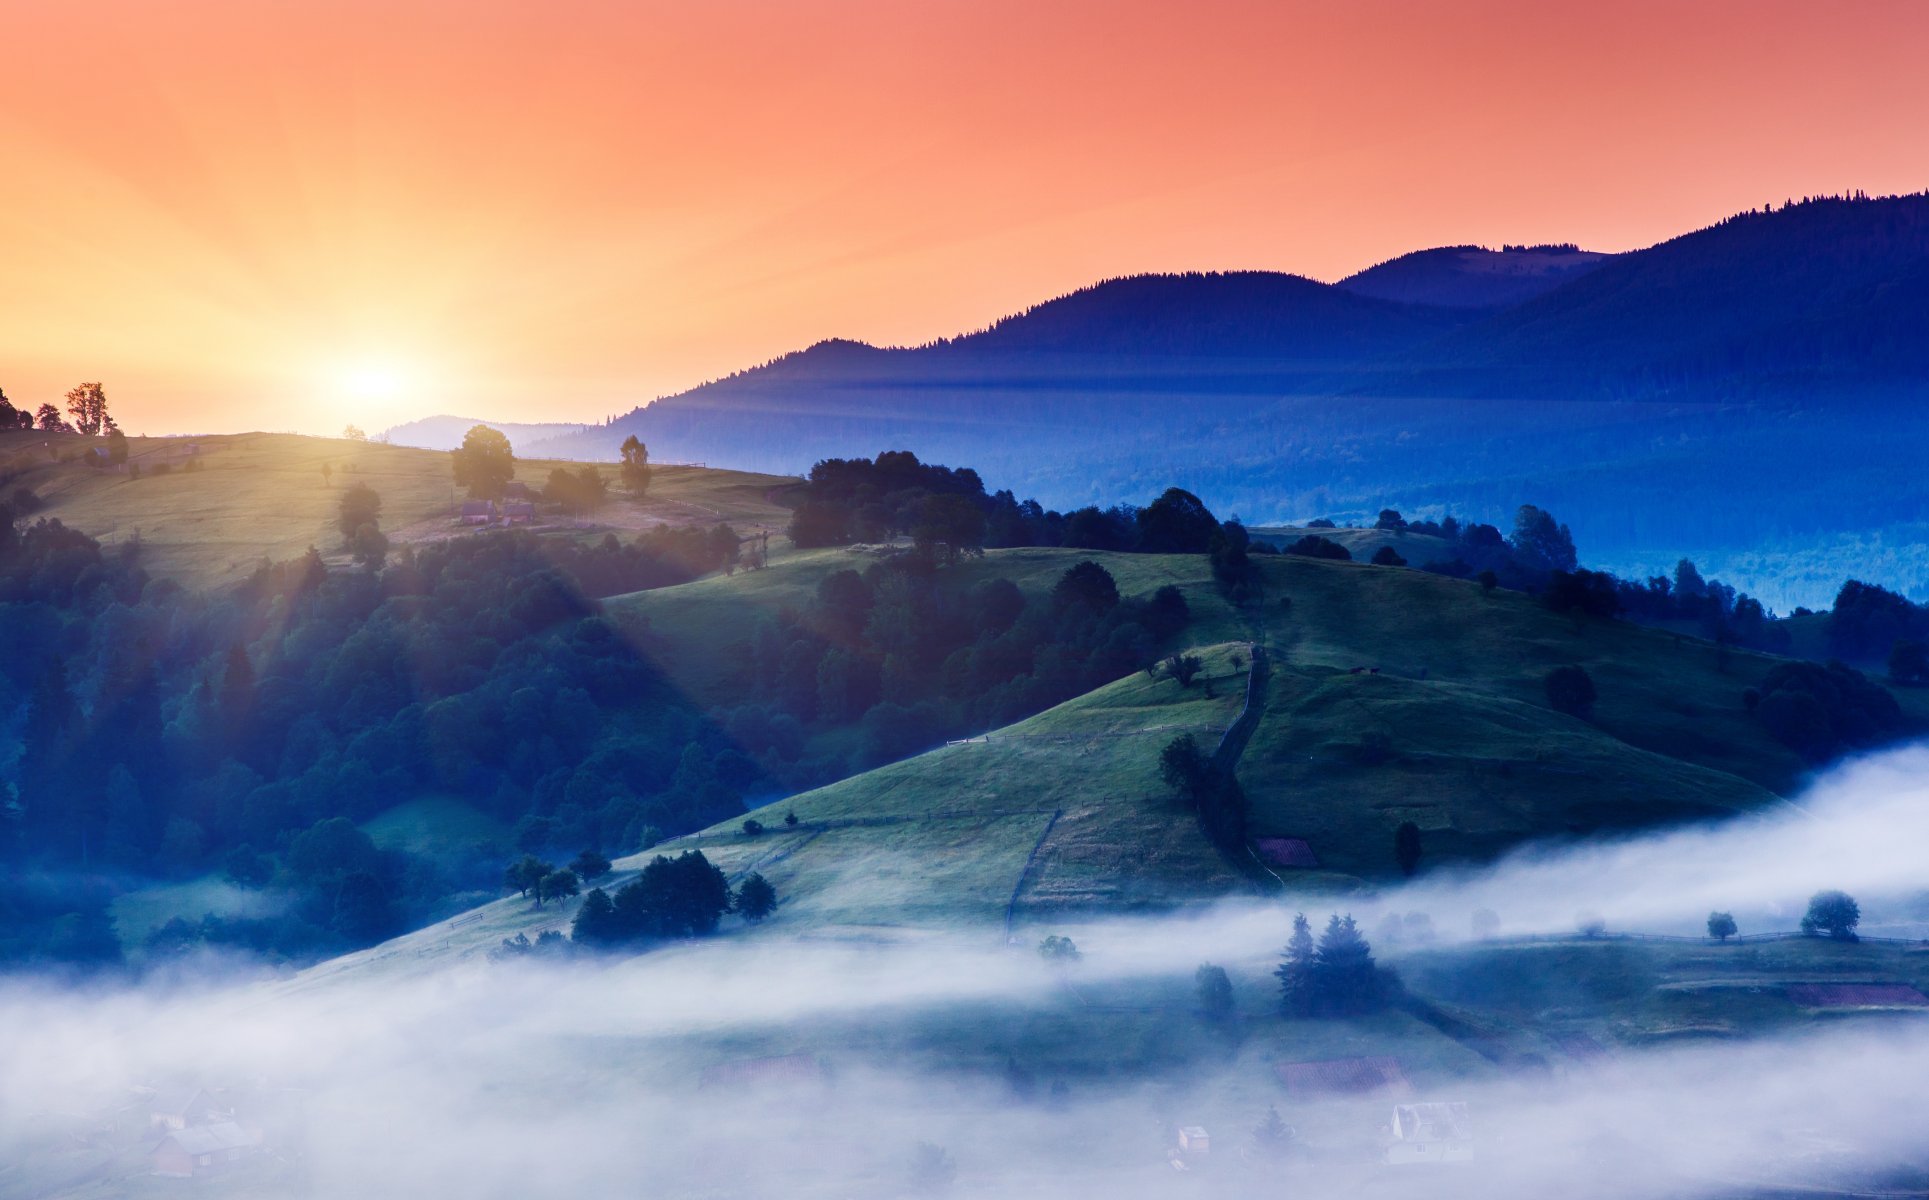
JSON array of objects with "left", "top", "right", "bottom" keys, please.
[{"left": 2, "top": 0, "right": 1926, "bottom": 435}]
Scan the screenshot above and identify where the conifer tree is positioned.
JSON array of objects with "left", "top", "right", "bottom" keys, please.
[{"left": 1275, "top": 912, "right": 1317, "bottom": 1017}]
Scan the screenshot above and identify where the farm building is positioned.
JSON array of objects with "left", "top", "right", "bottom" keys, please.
[
  {"left": 148, "top": 1087, "right": 222, "bottom": 1132},
  {"left": 503, "top": 499, "right": 537, "bottom": 524},
  {"left": 1385, "top": 1102, "right": 1472, "bottom": 1165},
  {"left": 1176, "top": 1126, "right": 1210, "bottom": 1155},
  {"left": 1275, "top": 1056, "right": 1411, "bottom": 1097},
  {"left": 149, "top": 1121, "right": 260, "bottom": 1177},
  {"left": 1255, "top": 837, "right": 1319, "bottom": 868},
  {"left": 459, "top": 499, "right": 497, "bottom": 525}
]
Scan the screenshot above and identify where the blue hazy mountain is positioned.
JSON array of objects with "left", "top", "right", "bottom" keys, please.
[{"left": 524, "top": 194, "right": 1929, "bottom": 605}]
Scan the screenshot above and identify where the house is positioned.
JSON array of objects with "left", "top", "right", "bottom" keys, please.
[
  {"left": 502, "top": 499, "right": 536, "bottom": 524},
  {"left": 149, "top": 1121, "right": 259, "bottom": 1177},
  {"left": 459, "top": 499, "right": 497, "bottom": 525},
  {"left": 148, "top": 1087, "right": 221, "bottom": 1132},
  {"left": 1176, "top": 1126, "right": 1210, "bottom": 1155},
  {"left": 1385, "top": 1102, "right": 1472, "bottom": 1165}
]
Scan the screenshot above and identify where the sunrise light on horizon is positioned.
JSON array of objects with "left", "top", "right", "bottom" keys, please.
[{"left": 4, "top": 0, "right": 1927, "bottom": 435}]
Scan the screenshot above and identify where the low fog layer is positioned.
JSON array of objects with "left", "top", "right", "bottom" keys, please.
[{"left": 9, "top": 744, "right": 1929, "bottom": 1198}]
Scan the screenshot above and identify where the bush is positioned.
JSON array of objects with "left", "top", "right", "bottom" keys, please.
[
  {"left": 1037, "top": 934, "right": 1080, "bottom": 961},
  {"left": 742, "top": 818, "right": 765, "bottom": 837},
  {"left": 1544, "top": 665, "right": 1597, "bottom": 718},
  {"left": 1285, "top": 534, "right": 1350, "bottom": 561},
  {"left": 1370, "top": 545, "right": 1406, "bottom": 567}
]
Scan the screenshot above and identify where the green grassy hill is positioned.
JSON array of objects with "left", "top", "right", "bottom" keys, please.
[{"left": 0, "top": 429, "right": 795, "bottom": 591}]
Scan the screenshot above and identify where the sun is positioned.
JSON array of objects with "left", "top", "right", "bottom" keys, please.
[{"left": 337, "top": 360, "right": 406, "bottom": 401}]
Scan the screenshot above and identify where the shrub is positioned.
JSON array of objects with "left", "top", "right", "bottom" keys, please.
[
  {"left": 1037, "top": 934, "right": 1080, "bottom": 961},
  {"left": 1544, "top": 665, "right": 1597, "bottom": 718},
  {"left": 1285, "top": 534, "right": 1350, "bottom": 561},
  {"left": 1370, "top": 545, "right": 1406, "bottom": 567}
]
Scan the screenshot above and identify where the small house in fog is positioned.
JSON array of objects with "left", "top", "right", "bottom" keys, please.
[
  {"left": 1177, "top": 1126, "right": 1210, "bottom": 1155},
  {"left": 1385, "top": 1102, "right": 1472, "bottom": 1165},
  {"left": 503, "top": 499, "right": 536, "bottom": 524},
  {"left": 149, "top": 1121, "right": 260, "bottom": 1177},
  {"left": 460, "top": 499, "right": 497, "bottom": 525},
  {"left": 149, "top": 1087, "right": 221, "bottom": 1132}
]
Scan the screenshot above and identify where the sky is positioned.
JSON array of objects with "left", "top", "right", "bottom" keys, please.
[{"left": 2, "top": 0, "right": 1926, "bottom": 436}]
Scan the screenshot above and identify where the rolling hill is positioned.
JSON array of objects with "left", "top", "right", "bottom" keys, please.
[{"left": 0, "top": 430, "right": 796, "bottom": 591}]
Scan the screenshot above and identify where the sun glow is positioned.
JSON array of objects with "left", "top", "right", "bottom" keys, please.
[{"left": 336, "top": 360, "right": 408, "bottom": 402}]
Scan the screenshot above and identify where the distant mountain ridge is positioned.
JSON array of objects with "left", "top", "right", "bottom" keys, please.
[
  {"left": 1336, "top": 244, "right": 1613, "bottom": 308},
  {"left": 382, "top": 414, "right": 598, "bottom": 455},
  {"left": 508, "top": 193, "right": 1929, "bottom": 606}
]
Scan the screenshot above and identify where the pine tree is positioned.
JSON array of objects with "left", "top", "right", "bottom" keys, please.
[
  {"left": 1251, "top": 1105, "right": 1294, "bottom": 1160},
  {"left": 1313, "top": 914, "right": 1383, "bottom": 1016},
  {"left": 1275, "top": 912, "right": 1317, "bottom": 1017}
]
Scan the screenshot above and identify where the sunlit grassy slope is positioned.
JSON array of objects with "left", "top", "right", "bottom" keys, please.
[{"left": 0, "top": 429, "right": 795, "bottom": 591}]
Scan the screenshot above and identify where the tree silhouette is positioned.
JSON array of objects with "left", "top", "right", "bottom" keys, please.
[{"left": 452, "top": 425, "right": 516, "bottom": 499}]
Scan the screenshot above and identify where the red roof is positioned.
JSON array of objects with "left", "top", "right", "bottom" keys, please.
[
  {"left": 1787, "top": 983, "right": 1929, "bottom": 1008},
  {"left": 1255, "top": 838, "right": 1319, "bottom": 868},
  {"left": 1274, "top": 1056, "right": 1410, "bottom": 1096}
]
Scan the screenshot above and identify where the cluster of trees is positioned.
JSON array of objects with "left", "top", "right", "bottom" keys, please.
[
  {"left": 0, "top": 504, "right": 772, "bottom": 966},
  {"left": 1275, "top": 912, "right": 1393, "bottom": 1017},
  {"left": 1829, "top": 579, "right": 1929, "bottom": 674},
  {"left": 785, "top": 452, "right": 1260, "bottom": 580},
  {"left": 569, "top": 850, "right": 775, "bottom": 945},
  {"left": 1747, "top": 660, "right": 1907, "bottom": 761},
  {"left": 728, "top": 556, "right": 1193, "bottom": 782},
  {"left": 0, "top": 383, "right": 117, "bottom": 434}
]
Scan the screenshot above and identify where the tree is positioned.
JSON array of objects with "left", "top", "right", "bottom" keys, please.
[
  {"left": 735, "top": 872, "right": 777, "bottom": 922},
  {"left": 1370, "top": 545, "right": 1406, "bottom": 567},
  {"left": 1510, "top": 504, "right": 1577, "bottom": 574},
  {"left": 105, "top": 427, "right": 129, "bottom": 465},
  {"left": 342, "top": 424, "right": 368, "bottom": 441},
  {"left": 1312, "top": 914, "right": 1384, "bottom": 1016},
  {"left": 784, "top": 810, "right": 799, "bottom": 827},
  {"left": 536, "top": 868, "right": 581, "bottom": 905},
  {"left": 911, "top": 493, "right": 987, "bottom": 564},
  {"left": 569, "top": 849, "right": 612, "bottom": 881},
  {"left": 503, "top": 854, "right": 553, "bottom": 898},
  {"left": 63, "top": 382, "right": 109, "bottom": 436},
  {"left": 1801, "top": 890, "right": 1860, "bottom": 941},
  {"left": 1195, "top": 963, "right": 1234, "bottom": 1021},
  {"left": 1160, "top": 734, "right": 1209, "bottom": 799},
  {"left": 1889, "top": 639, "right": 1929, "bottom": 685},
  {"left": 338, "top": 482, "right": 383, "bottom": 540},
  {"left": 1251, "top": 1106, "right": 1295, "bottom": 1161},
  {"left": 36, "top": 403, "right": 66, "bottom": 432},
  {"left": 1051, "top": 560, "right": 1119, "bottom": 613},
  {"left": 1135, "top": 487, "right": 1219, "bottom": 553},
  {"left": 452, "top": 425, "right": 515, "bottom": 499},
  {"left": 571, "top": 887, "right": 619, "bottom": 942},
  {"left": 1162, "top": 653, "right": 1204, "bottom": 687},
  {"left": 1707, "top": 911, "right": 1738, "bottom": 942},
  {"left": 620, "top": 435, "right": 651, "bottom": 496},
  {"left": 1037, "top": 934, "right": 1080, "bottom": 961},
  {"left": 1544, "top": 569, "right": 1621, "bottom": 619},
  {"left": 741, "top": 817, "right": 765, "bottom": 837},
  {"left": 1544, "top": 665, "right": 1597, "bottom": 718},
  {"left": 1477, "top": 569, "right": 1499, "bottom": 593},
  {"left": 1275, "top": 913, "right": 1317, "bottom": 1017},
  {"left": 1284, "top": 534, "right": 1350, "bottom": 561},
  {"left": 1394, "top": 821, "right": 1423, "bottom": 877},
  {"left": 349, "top": 524, "right": 389, "bottom": 571},
  {"left": 1375, "top": 508, "right": 1406, "bottom": 530}
]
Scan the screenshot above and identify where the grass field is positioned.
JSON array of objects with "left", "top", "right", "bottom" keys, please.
[{"left": 0, "top": 429, "right": 795, "bottom": 591}]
